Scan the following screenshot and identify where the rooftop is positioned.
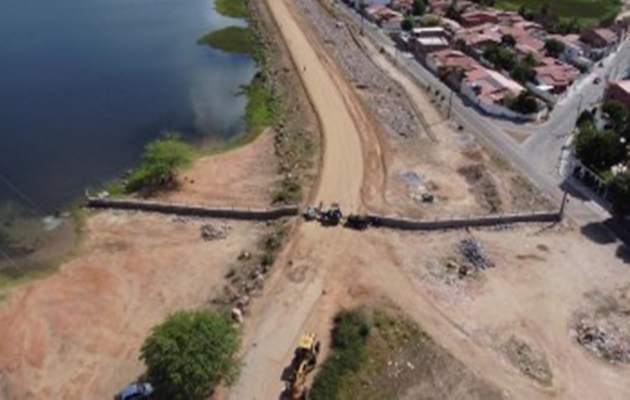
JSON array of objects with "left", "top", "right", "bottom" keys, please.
[
  {"left": 610, "top": 80, "right": 630, "bottom": 94},
  {"left": 465, "top": 66, "right": 524, "bottom": 105},
  {"left": 427, "top": 49, "right": 480, "bottom": 71}
]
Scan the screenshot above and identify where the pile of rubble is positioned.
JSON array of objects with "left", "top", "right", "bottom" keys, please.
[
  {"left": 459, "top": 238, "right": 494, "bottom": 271},
  {"left": 200, "top": 223, "right": 231, "bottom": 241},
  {"left": 575, "top": 318, "right": 630, "bottom": 363},
  {"left": 216, "top": 254, "right": 273, "bottom": 324},
  {"left": 294, "top": 0, "right": 421, "bottom": 138}
]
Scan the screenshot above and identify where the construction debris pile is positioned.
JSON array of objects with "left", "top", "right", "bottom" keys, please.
[
  {"left": 295, "top": 0, "right": 422, "bottom": 138},
  {"left": 200, "top": 223, "right": 231, "bottom": 241},
  {"left": 459, "top": 238, "right": 494, "bottom": 272},
  {"left": 214, "top": 257, "right": 271, "bottom": 324},
  {"left": 575, "top": 318, "right": 630, "bottom": 363}
]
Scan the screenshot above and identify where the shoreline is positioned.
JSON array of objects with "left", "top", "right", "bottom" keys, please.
[{"left": 0, "top": 0, "right": 272, "bottom": 291}]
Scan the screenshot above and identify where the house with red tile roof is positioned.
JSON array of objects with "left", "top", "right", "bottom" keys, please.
[
  {"left": 425, "top": 49, "right": 480, "bottom": 74},
  {"left": 534, "top": 58, "right": 580, "bottom": 94},
  {"left": 461, "top": 66, "right": 528, "bottom": 118},
  {"left": 606, "top": 80, "right": 630, "bottom": 110},
  {"left": 460, "top": 10, "right": 500, "bottom": 27}
]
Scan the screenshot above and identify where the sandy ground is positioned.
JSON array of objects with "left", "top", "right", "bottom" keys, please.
[
  {"left": 0, "top": 132, "right": 277, "bottom": 399},
  {"left": 159, "top": 130, "right": 276, "bottom": 208}
]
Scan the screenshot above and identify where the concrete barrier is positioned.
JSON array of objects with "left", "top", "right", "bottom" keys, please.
[
  {"left": 87, "top": 198, "right": 299, "bottom": 221},
  {"left": 367, "top": 211, "right": 561, "bottom": 231}
]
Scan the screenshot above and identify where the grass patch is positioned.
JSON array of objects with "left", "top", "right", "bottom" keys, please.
[
  {"left": 272, "top": 177, "right": 302, "bottom": 204},
  {"left": 215, "top": 0, "right": 249, "bottom": 19},
  {"left": 310, "top": 310, "right": 371, "bottom": 400},
  {"left": 311, "top": 308, "right": 503, "bottom": 400},
  {"left": 494, "top": 0, "right": 621, "bottom": 28},
  {"left": 198, "top": 26, "right": 256, "bottom": 56}
]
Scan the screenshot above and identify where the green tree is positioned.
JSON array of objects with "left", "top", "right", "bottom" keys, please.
[
  {"left": 140, "top": 311, "right": 240, "bottom": 400},
  {"left": 602, "top": 99, "right": 628, "bottom": 128},
  {"left": 412, "top": 0, "right": 426, "bottom": 16},
  {"left": 501, "top": 34, "right": 516, "bottom": 47},
  {"left": 511, "top": 61, "right": 536, "bottom": 83},
  {"left": 483, "top": 43, "right": 516, "bottom": 71},
  {"left": 575, "top": 123, "right": 625, "bottom": 172},
  {"left": 577, "top": 109, "right": 595, "bottom": 127},
  {"left": 607, "top": 171, "right": 630, "bottom": 217},
  {"left": 508, "top": 91, "right": 539, "bottom": 114},
  {"left": 126, "top": 134, "right": 194, "bottom": 192},
  {"left": 400, "top": 17, "right": 414, "bottom": 31},
  {"left": 544, "top": 38, "right": 565, "bottom": 58}
]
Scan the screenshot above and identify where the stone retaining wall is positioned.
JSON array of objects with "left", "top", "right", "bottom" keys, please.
[
  {"left": 368, "top": 211, "right": 561, "bottom": 231},
  {"left": 87, "top": 198, "right": 299, "bottom": 220}
]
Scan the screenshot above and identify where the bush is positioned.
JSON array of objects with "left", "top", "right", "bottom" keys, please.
[
  {"left": 126, "top": 135, "right": 194, "bottom": 193},
  {"left": 310, "top": 310, "right": 370, "bottom": 400},
  {"left": 140, "top": 310, "right": 240, "bottom": 400},
  {"left": 602, "top": 99, "right": 628, "bottom": 128},
  {"left": 411, "top": 0, "right": 426, "bottom": 16},
  {"left": 544, "top": 38, "right": 565, "bottom": 58},
  {"left": 607, "top": 171, "right": 630, "bottom": 217},
  {"left": 400, "top": 17, "right": 414, "bottom": 31},
  {"left": 508, "top": 91, "right": 539, "bottom": 114},
  {"left": 575, "top": 123, "right": 625, "bottom": 172}
]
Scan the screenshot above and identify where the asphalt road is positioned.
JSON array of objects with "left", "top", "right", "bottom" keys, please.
[{"left": 334, "top": 3, "right": 630, "bottom": 237}]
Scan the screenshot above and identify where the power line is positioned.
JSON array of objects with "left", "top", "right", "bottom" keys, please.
[{"left": 0, "top": 170, "right": 47, "bottom": 216}]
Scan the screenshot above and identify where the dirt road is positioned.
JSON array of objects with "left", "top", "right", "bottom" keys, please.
[{"left": 228, "top": 0, "right": 380, "bottom": 398}]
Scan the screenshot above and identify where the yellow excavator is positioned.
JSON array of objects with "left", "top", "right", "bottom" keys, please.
[{"left": 283, "top": 333, "right": 321, "bottom": 399}]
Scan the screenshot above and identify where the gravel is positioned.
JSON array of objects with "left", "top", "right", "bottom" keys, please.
[{"left": 294, "top": 0, "right": 422, "bottom": 138}]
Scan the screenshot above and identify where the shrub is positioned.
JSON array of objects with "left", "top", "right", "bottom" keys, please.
[
  {"left": 575, "top": 123, "right": 625, "bottom": 172},
  {"left": 607, "top": 171, "right": 630, "bottom": 217},
  {"left": 310, "top": 310, "right": 370, "bottom": 400},
  {"left": 140, "top": 310, "right": 240, "bottom": 400},
  {"left": 126, "top": 135, "right": 194, "bottom": 193}
]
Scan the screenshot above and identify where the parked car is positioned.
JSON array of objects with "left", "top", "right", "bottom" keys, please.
[{"left": 115, "top": 382, "right": 154, "bottom": 400}]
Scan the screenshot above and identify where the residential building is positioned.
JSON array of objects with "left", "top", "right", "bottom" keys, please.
[
  {"left": 534, "top": 58, "right": 580, "bottom": 94},
  {"left": 606, "top": 80, "right": 630, "bottom": 110},
  {"left": 412, "top": 36, "right": 450, "bottom": 57},
  {"left": 389, "top": 0, "right": 413, "bottom": 14},
  {"left": 460, "top": 10, "right": 500, "bottom": 27},
  {"left": 580, "top": 28, "right": 618, "bottom": 49},
  {"left": 461, "top": 66, "right": 527, "bottom": 118},
  {"left": 425, "top": 49, "right": 480, "bottom": 74},
  {"left": 548, "top": 34, "right": 592, "bottom": 66},
  {"left": 580, "top": 28, "right": 618, "bottom": 59}
]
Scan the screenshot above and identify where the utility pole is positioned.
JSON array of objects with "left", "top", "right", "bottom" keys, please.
[
  {"left": 447, "top": 88, "right": 454, "bottom": 119},
  {"left": 559, "top": 187, "right": 569, "bottom": 220}
]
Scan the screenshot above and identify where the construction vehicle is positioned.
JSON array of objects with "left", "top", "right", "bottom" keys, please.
[
  {"left": 319, "top": 202, "right": 342, "bottom": 226},
  {"left": 282, "top": 333, "right": 321, "bottom": 399}
]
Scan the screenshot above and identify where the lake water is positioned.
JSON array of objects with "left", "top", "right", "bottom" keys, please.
[{"left": 0, "top": 0, "right": 256, "bottom": 212}]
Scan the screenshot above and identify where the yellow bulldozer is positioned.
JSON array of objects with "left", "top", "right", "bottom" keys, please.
[{"left": 282, "top": 333, "right": 321, "bottom": 399}]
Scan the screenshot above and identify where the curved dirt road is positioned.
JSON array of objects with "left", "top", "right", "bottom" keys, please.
[
  {"left": 268, "top": 1, "right": 365, "bottom": 211},
  {"left": 228, "top": 0, "right": 376, "bottom": 398}
]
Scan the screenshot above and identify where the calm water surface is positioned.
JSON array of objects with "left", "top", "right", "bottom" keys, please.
[{"left": 0, "top": 0, "right": 256, "bottom": 212}]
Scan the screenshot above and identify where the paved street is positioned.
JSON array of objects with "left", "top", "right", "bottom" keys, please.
[{"left": 334, "top": 2, "right": 630, "bottom": 239}]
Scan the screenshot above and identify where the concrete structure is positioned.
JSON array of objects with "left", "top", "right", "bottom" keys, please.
[
  {"left": 606, "top": 80, "right": 630, "bottom": 110},
  {"left": 87, "top": 198, "right": 299, "bottom": 220},
  {"left": 412, "top": 36, "right": 450, "bottom": 57}
]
